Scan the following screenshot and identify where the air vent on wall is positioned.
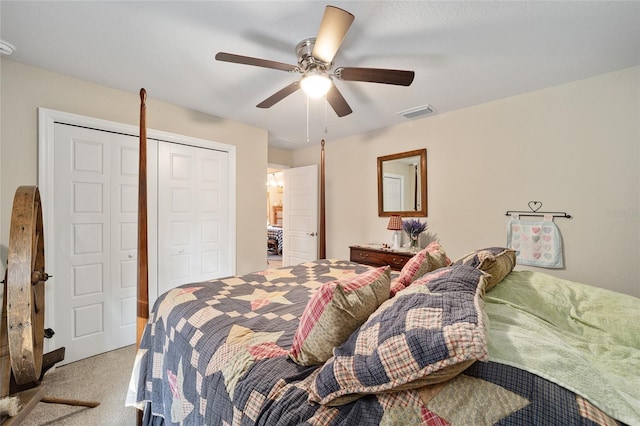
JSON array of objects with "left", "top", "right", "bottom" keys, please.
[{"left": 398, "top": 104, "right": 436, "bottom": 119}]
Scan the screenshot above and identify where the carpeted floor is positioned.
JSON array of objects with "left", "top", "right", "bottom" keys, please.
[
  {"left": 20, "top": 345, "right": 138, "bottom": 425},
  {"left": 267, "top": 254, "right": 282, "bottom": 269}
]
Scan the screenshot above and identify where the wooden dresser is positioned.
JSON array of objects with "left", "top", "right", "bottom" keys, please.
[
  {"left": 349, "top": 245, "right": 415, "bottom": 271},
  {"left": 272, "top": 205, "right": 283, "bottom": 226}
]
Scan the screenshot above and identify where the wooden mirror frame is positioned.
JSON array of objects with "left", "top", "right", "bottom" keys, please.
[{"left": 377, "top": 148, "right": 427, "bottom": 217}]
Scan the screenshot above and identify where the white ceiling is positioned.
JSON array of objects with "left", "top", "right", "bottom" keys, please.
[{"left": 1, "top": 1, "right": 639, "bottom": 150}]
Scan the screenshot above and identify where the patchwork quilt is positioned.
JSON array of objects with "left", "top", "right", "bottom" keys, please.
[{"left": 127, "top": 259, "right": 629, "bottom": 425}]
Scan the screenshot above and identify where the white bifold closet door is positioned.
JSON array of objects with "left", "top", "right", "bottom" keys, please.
[
  {"left": 51, "top": 123, "right": 231, "bottom": 364},
  {"left": 157, "top": 142, "right": 229, "bottom": 296},
  {"left": 52, "top": 123, "right": 138, "bottom": 364}
]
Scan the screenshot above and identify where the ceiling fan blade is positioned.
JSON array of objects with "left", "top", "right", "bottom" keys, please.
[
  {"left": 257, "top": 81, "right": 301, "bottom": 108},
  {"left": 215, "top": 52, "right": 298, "bottom": 72},
  {"left": 326, "top": 84, "right": 352, "bottom": 117},
  {"left": 336, "top": 67, "right": 415, "bottom": 86},
  {"left": 312, "top": 6, "right": 355, "bottom": 64}
]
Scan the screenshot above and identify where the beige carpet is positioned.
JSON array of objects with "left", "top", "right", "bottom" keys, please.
[{"left": 20, "top": 345, "right": 138, "bottom": 425}]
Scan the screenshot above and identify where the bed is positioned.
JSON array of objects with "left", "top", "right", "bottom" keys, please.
[
  {"left": 267, "top": 226, "right": 283, "bottom": 254},
  {"left": 127, "top": 90, "right": 640, "bottom": 425}
]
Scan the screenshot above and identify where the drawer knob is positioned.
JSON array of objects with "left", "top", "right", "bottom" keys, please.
[{"left": 359, "top": 252, "right": 368, "bottom": 258}]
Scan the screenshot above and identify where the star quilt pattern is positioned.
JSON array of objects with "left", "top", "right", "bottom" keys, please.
[{"left": 127, "top": 259, "right": 627, "bottom": 426}]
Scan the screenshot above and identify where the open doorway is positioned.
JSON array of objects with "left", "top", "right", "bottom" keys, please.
[{"left": 267, "top": 167, "right": 284, "bottom": 268}]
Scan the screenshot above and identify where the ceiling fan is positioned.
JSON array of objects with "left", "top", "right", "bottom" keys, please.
[{"left": 215, "top": 5, "right": 415, "bottom": 117}]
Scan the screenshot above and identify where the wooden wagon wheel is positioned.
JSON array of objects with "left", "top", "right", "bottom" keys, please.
[{"left": 6, "top": 186, "right": 49, "bottom": 386}]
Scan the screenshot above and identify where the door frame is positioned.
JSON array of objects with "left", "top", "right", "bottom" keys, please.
[{"left": 38, "top": 108, "right": 236, "bottom": 354}]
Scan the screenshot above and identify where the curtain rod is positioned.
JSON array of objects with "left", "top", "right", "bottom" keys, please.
[
  {"left": 505, "top": 201, "right": 571, "bottom": 218},
  {"left": 505, "top": 210, "right": 572, "bottom": 219}
]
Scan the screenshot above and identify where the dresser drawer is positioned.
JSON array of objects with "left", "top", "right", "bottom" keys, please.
[{"left": 349, "top": 246, "right": 414, "bottom": 271}]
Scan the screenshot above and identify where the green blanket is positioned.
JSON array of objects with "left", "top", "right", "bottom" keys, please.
[{"left": 485, "top": 271, "right": 640, "bottom": 426}]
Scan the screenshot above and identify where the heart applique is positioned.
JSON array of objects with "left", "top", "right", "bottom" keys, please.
[
  {"left": 544, "top": 253, "right": 553, "bottom": 260},
  {"left": 543, "top": 235, "right": 552, "bottom": 242},
  {"left": 543, "top": 244, "right": 551, "bottom": 251},
  {"left": 528, "top": 201, "right": 542, "bottom": 212},
  {"left": 543, "top": 227, "right": 553, "bottom": 234},
  {"left": 531, "top": 227, "right": 541, "bottom": 234},
  {"left": 532, "top": 253, "right": 541, "bottom": 259},
  {"left": 513, "top": 225, "right": 520, "bottom": 232},
  {"left": 532, "top": 236, "right": 540, "bottom": 243},
  {"left": 513, "top": 234, "right": 521, "bottom": 240},
  {"left": 522, "top": 235, "right": 529, "bottom": 241}
]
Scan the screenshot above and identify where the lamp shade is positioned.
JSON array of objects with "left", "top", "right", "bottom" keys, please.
[
  {"left": 387, "top": 215, "right": 403, "bottom": 231},
  {"left": 301, "top": 71, "right": 332, "bottom": 98}
]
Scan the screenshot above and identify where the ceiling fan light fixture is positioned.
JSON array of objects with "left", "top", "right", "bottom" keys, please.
[
  {"left": 301, "top": 72, "right": 332, "bottom": 98},
  {"left": 216, "top": 6, "right": 411, "bottom": 119}
]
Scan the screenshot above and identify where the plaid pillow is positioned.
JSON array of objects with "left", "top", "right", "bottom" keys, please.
[
  {"left": 452, "top": 247, "right": 516, "bottom": 291},
  {"left": 390, "top": 241, "right": 450, "bottom": 296},
  {"left": 307, "top": 265, "right": 489, "bottom": 406},
  {"left": 289, "top": 266, "right": 390, "bottom": 366}
]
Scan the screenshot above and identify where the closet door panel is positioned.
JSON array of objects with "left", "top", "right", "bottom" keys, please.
[
  {"left": 52, "top": 124, "right": 113, "bottom": 364},
  {"left": 157, "top": 142, "right": 230, "bottom": 295},
  {"left": 109, "top": 138, "right": 139, "bottom": 349}
]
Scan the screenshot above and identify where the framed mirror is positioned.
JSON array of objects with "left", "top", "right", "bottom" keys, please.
[{"left": 377, "top": 149, "right": 427, "bottom": 217}]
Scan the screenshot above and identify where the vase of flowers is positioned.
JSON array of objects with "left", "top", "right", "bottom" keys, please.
[{"left": 403, "top": 219, "right": 428, "bottom": 251}]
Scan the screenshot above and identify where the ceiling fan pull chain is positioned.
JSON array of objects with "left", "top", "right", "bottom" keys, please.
[
  {"left": 306, "top": 96, "right": 310, "bottom": 143},
  {"left": 324, "top": 96, "right": 328, "bottom": 134}
]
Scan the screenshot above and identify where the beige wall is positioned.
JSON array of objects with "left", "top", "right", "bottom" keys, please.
[
  {"left": 294, "top": 66, "right": 640, "bottom": 297},
  {"left": 0, "top": 58, "right": 268, "bottom": 276},
  {"left": 4, "top": 58, "right": 637, "bottom": 297},
  {"left": 268, "top": 147, "right": 293, "bottom": 167}
]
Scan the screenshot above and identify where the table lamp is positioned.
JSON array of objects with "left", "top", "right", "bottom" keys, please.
[{"left": 387, "top": 215, "right": 403, "bottom": 249}]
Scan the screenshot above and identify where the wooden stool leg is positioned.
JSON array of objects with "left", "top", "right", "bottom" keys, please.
[{"left": 41, "top": 396, "right": 100, "bottom": 408}]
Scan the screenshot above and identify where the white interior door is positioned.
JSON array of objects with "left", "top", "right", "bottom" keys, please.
[
  {"left": 157, "top": 142, "right": 230, "bottom": 295},
  {"left": 383, "top": 173, "right": 404, "bottom": 211},
  {"left": 52, "top": 123, "right": 137, "bottom": 364},
  {"left": 282, "top": 165, "right": 318, "bottom": 267}
]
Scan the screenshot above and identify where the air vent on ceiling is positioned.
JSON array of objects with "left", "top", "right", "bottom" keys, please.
[{"left": 398, "top": 104, "right": 436, "bottom": 120}]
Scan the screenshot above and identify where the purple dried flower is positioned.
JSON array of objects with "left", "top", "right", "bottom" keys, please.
[{"left": 402, "top": 219, "right": 428, "bottom": 237}]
